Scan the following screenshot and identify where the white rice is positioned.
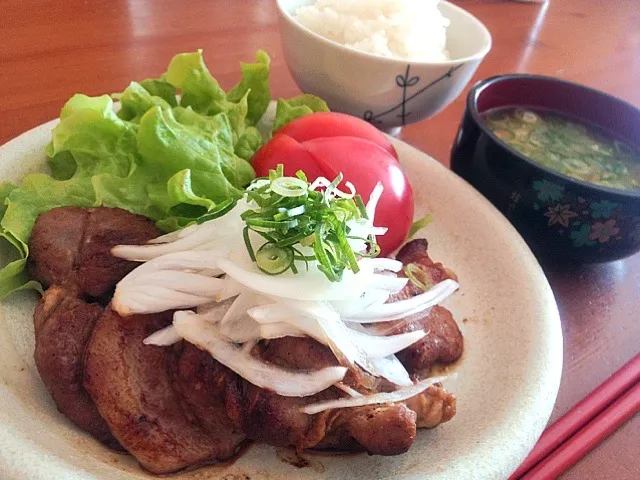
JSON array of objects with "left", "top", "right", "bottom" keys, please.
[{"left": 293, "top": 0, "right": 450, "bottom": 62}]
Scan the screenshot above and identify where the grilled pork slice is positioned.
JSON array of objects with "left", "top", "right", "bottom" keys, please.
[
  {"left": 405, "top": 384, "right": 457, "bottom": 428},
  {"left": 29, "top": 206, "right": 159, "bottom": 299},
  {"left": 211, "top": 336, "right": 454, "bottom": 455},
  {"left": 84, "top": 308, "right": 236, "bottom": 474},
  {"left": 262, "top": 337, "right": 456, "bottom": 428},
  {"left": 225, "top": 374, "right": 418, "bottom": 456},
  {"left": 33, "top": 286, "right": 120, "bottom": 449},
  {"left": 172, "top": 342, "right": 247, "bottom": 459},
  {"left": 378, "top": 239, "right": 464, "bottom": 376},
  {"left": 172, "top": 339, "right": 417, "bottom": 455}
]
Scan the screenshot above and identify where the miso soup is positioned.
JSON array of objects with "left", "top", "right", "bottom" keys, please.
[{"left": 484, "top": 108, "right": 640, "bottom": 191}]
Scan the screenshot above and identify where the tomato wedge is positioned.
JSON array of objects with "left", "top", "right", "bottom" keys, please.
[
  {"left": 252, "top": 113, "right": 413, "bottom": 255},
  {"left": 302, "top": 137, "right": 413, "bottom": 256},
  {"left": 251, "top": 133, "right": 329, "bottom": 180},
  {"left": 276, "top": 112, "right": 398, "bottom": 160}
]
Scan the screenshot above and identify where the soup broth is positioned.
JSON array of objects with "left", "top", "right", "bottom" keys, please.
[{"left": 484, "top": 107, "right": 640, "bottom": 191}]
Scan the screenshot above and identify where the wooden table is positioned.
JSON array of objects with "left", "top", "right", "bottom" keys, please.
[{"left": 1, "top": 0, "right": 638, "bottom": 477}]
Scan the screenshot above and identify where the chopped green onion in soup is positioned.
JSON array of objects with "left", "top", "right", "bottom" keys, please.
[{"left": 484, "top": 108, "right": 640, "bottom": 191}]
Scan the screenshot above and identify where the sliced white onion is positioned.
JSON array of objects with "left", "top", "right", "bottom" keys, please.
[
  {"left": 112, "top": 251, "right": 231, "bottom": 315},
  {"left": 144, "top": 325, "right": 182, "bottom": 346},
  {"left": 309, "top": 175, "right": 355, "bottom": 199},
  {"left": 366, "top": 181, "right": 384, "bottom": 220},
  {"left": 196, "top": 302, "right": 216, "bottom": 315},
  {"left": 246, "top": 178, "right": 271, "bottom": 192},
  {"left": 346, "top": 219, "right": 388, "bottom": 239},
  {"left": 331, "top": 289, "right": 390, "bottom": 317},
  {"left": 309, "top": 176, "right": 331, "bottom": 190},
  {"left": 359, "top": 257, "right": 404, "bottom": 273},
  {"left": 119, "top": 250, "right": 224, "bottom": 282},
  {"left": 220, "top": 291, "right": 268, "bottom": 325},
  {"left": 124, "top": 271, "right": 224, "bottom": 297},
  {"left": 242, "top": 339, "right": 257, "bottom": 353},
  {"left": 196, "top": 298, "right": 229, "bottom": 320},
  {"left": 216, "top": 255, "right": 376, "bottom": 301},
  {"left": 113, "top": 204, "right": 246, "bottom": 261},
  {"left": 249, "top": 301, "right": 426, "bottom": 359},
  {"left": 345, "top": 323, "right": 414, "bottom": 387},
  {"left": 216, "top": 276, "right": 244, "bottom": 301},
  {"left": 247, "top": 304, "right": 297, "bottom": 324},
  {"left": 369, "top": 273, "right": 408, "bottom": 293},
  {"left": 301, "top": 375, "right": 448, "bottom": 415},
  {"left": 260, "top": 322, "right": 306, "bottom": 339},
  {"left": 173, "top": 311, "right": 347, "bottom": 397},
  {"left": 113, "top": 285, "right": 213, "bottom": 316},
  {"left": 345, "top": 279, "right": 459, "bottom": 323},
  {"left": 114, "top": 237, "right": 233, "bottom": 262},
  {"left": 368, "top": 355, "right": 413, "bottom": 387},
  {"left": 219, "top": 312, "right": 261, "bottom": 343},
  {"left": 334, "top": 383, "right": 363, "bottom": 398}
]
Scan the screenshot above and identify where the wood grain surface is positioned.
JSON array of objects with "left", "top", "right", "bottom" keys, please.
[{"left": 1, "top": 0, "right": 638, "bottom": 478}]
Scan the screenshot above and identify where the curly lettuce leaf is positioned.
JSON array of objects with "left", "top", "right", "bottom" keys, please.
[
  {"left": 224, "top": 91, "right": 250, "bottom": 138},
  {"left": 2, "top": 174, "right": 96, "bottom": 243},
  {"left": 272, "top": 94, "right": 329, "bottom": 132},
  {"left": 139, "top": 78, "right": 178, "bottom": 107},
  {"left": 137, "top": 106, "right": 248, "bottom": 202},
  {"left": 0, "top": 49, "right": 330, "bottom": 301},
  {"left": 235, "top": 126, "right": 264, "bottom": 161},
  {"left": 116, "top": 82, "right": 172, "bottom": 121},
  {"left": 165, "top": 50, "right": 228, "bottom": 115},
  {"left": 60, "top": 94, "right": 112, "bottom": 119},
  {"left": 47, "top": 151, "right": 77, "bottom": 180},
  {"left": 48, "top": 94, "right": 139, "bottom": 179},
  {"left": 227, "top": 50, "right": 271, "bottom": 126},
  {"left": 166, "top": 169, "right": 215, "bottom": 210}
]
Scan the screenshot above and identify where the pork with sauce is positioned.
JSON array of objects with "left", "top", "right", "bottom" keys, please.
[
  {"left": 29, "top": 206, "right": 160, "bottom": 299},
  {"left": 231, "top": 336, "right": 456, "bottom": 454},
  {"left": 83, "top": 308, "right": 242, "bottom": 474},
  {"left": 33, "top": 286, "right": 120, "bottom": 449},
  {"left": 172, "top": 342, "right": 247, "bottom": 459},
  {"left": 378, "top": 238, "right": 464, "bottom": 376},
  {"left": 28, "top": 205, "right": 462, "bottom": 470}
]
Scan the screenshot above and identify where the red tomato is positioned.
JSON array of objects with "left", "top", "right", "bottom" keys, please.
[
  {"left": 276, "top": 112, "right": 398, "bottom": 160},
  {"left": 302, "top": 137, "right": 413, "bottom": 256},
  {"left": 251, "top": 133, "right": 328, "bottom": 180}
]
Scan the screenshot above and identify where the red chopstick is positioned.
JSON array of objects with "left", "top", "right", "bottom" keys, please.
[
  {"left": 510, "top": 353, "right": 640, "bottom": 479},
  {"left": 520, "top": 381, "right": 640, "bottom": 479}
]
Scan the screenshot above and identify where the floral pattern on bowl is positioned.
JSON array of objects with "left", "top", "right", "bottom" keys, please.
[{"left": 507, "top": 179, "right": 640, "bottom": 249}]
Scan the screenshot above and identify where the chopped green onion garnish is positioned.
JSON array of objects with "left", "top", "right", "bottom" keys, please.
[
  {"left": 241, "top": 165, "right": 380, "bottom": 282},
  {"left": 296, "top": 170, "right": 308, "bottom": 182},
  {"left": 243, "top": 226, "right": 256, "bottom": 262},
  {"left": 271, "top": 177, "right": 308, "bottom": 198},
  {"left": 404, "top": 263, "right": 433, "bottom": 291},
  {"left": 196, "top": 199, "right": 237, "bottom": 224},
  {"left": 273, "top": 205, "right": 306, "bottom": 221},
  {"left": 246, "top": 218, "right": 299, "bottom": 229},
  {"left": 408, "top": 213, "right": 433, "bottom": 239},
  {"left": 256, "top": 243, "right": 294, "bottom": 275},
  {"left": 354, "top": 194, "right": 368, "bottom": 219}
]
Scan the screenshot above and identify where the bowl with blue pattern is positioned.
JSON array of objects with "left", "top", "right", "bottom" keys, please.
[
  {"left": 276, "top": 0, "right": 491, "bottom": 131},
  {"left": 451, "top": 74, "right": 640, "bottom": 263}
]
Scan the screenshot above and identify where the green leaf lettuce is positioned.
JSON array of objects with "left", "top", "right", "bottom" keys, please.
[{"left": 0, "top": 49, "right": 328, "bottom": 300}]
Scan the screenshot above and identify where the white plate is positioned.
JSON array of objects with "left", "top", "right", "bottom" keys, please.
[{"left": 0, "top": 120, "right": 562, "bottom": 480}]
